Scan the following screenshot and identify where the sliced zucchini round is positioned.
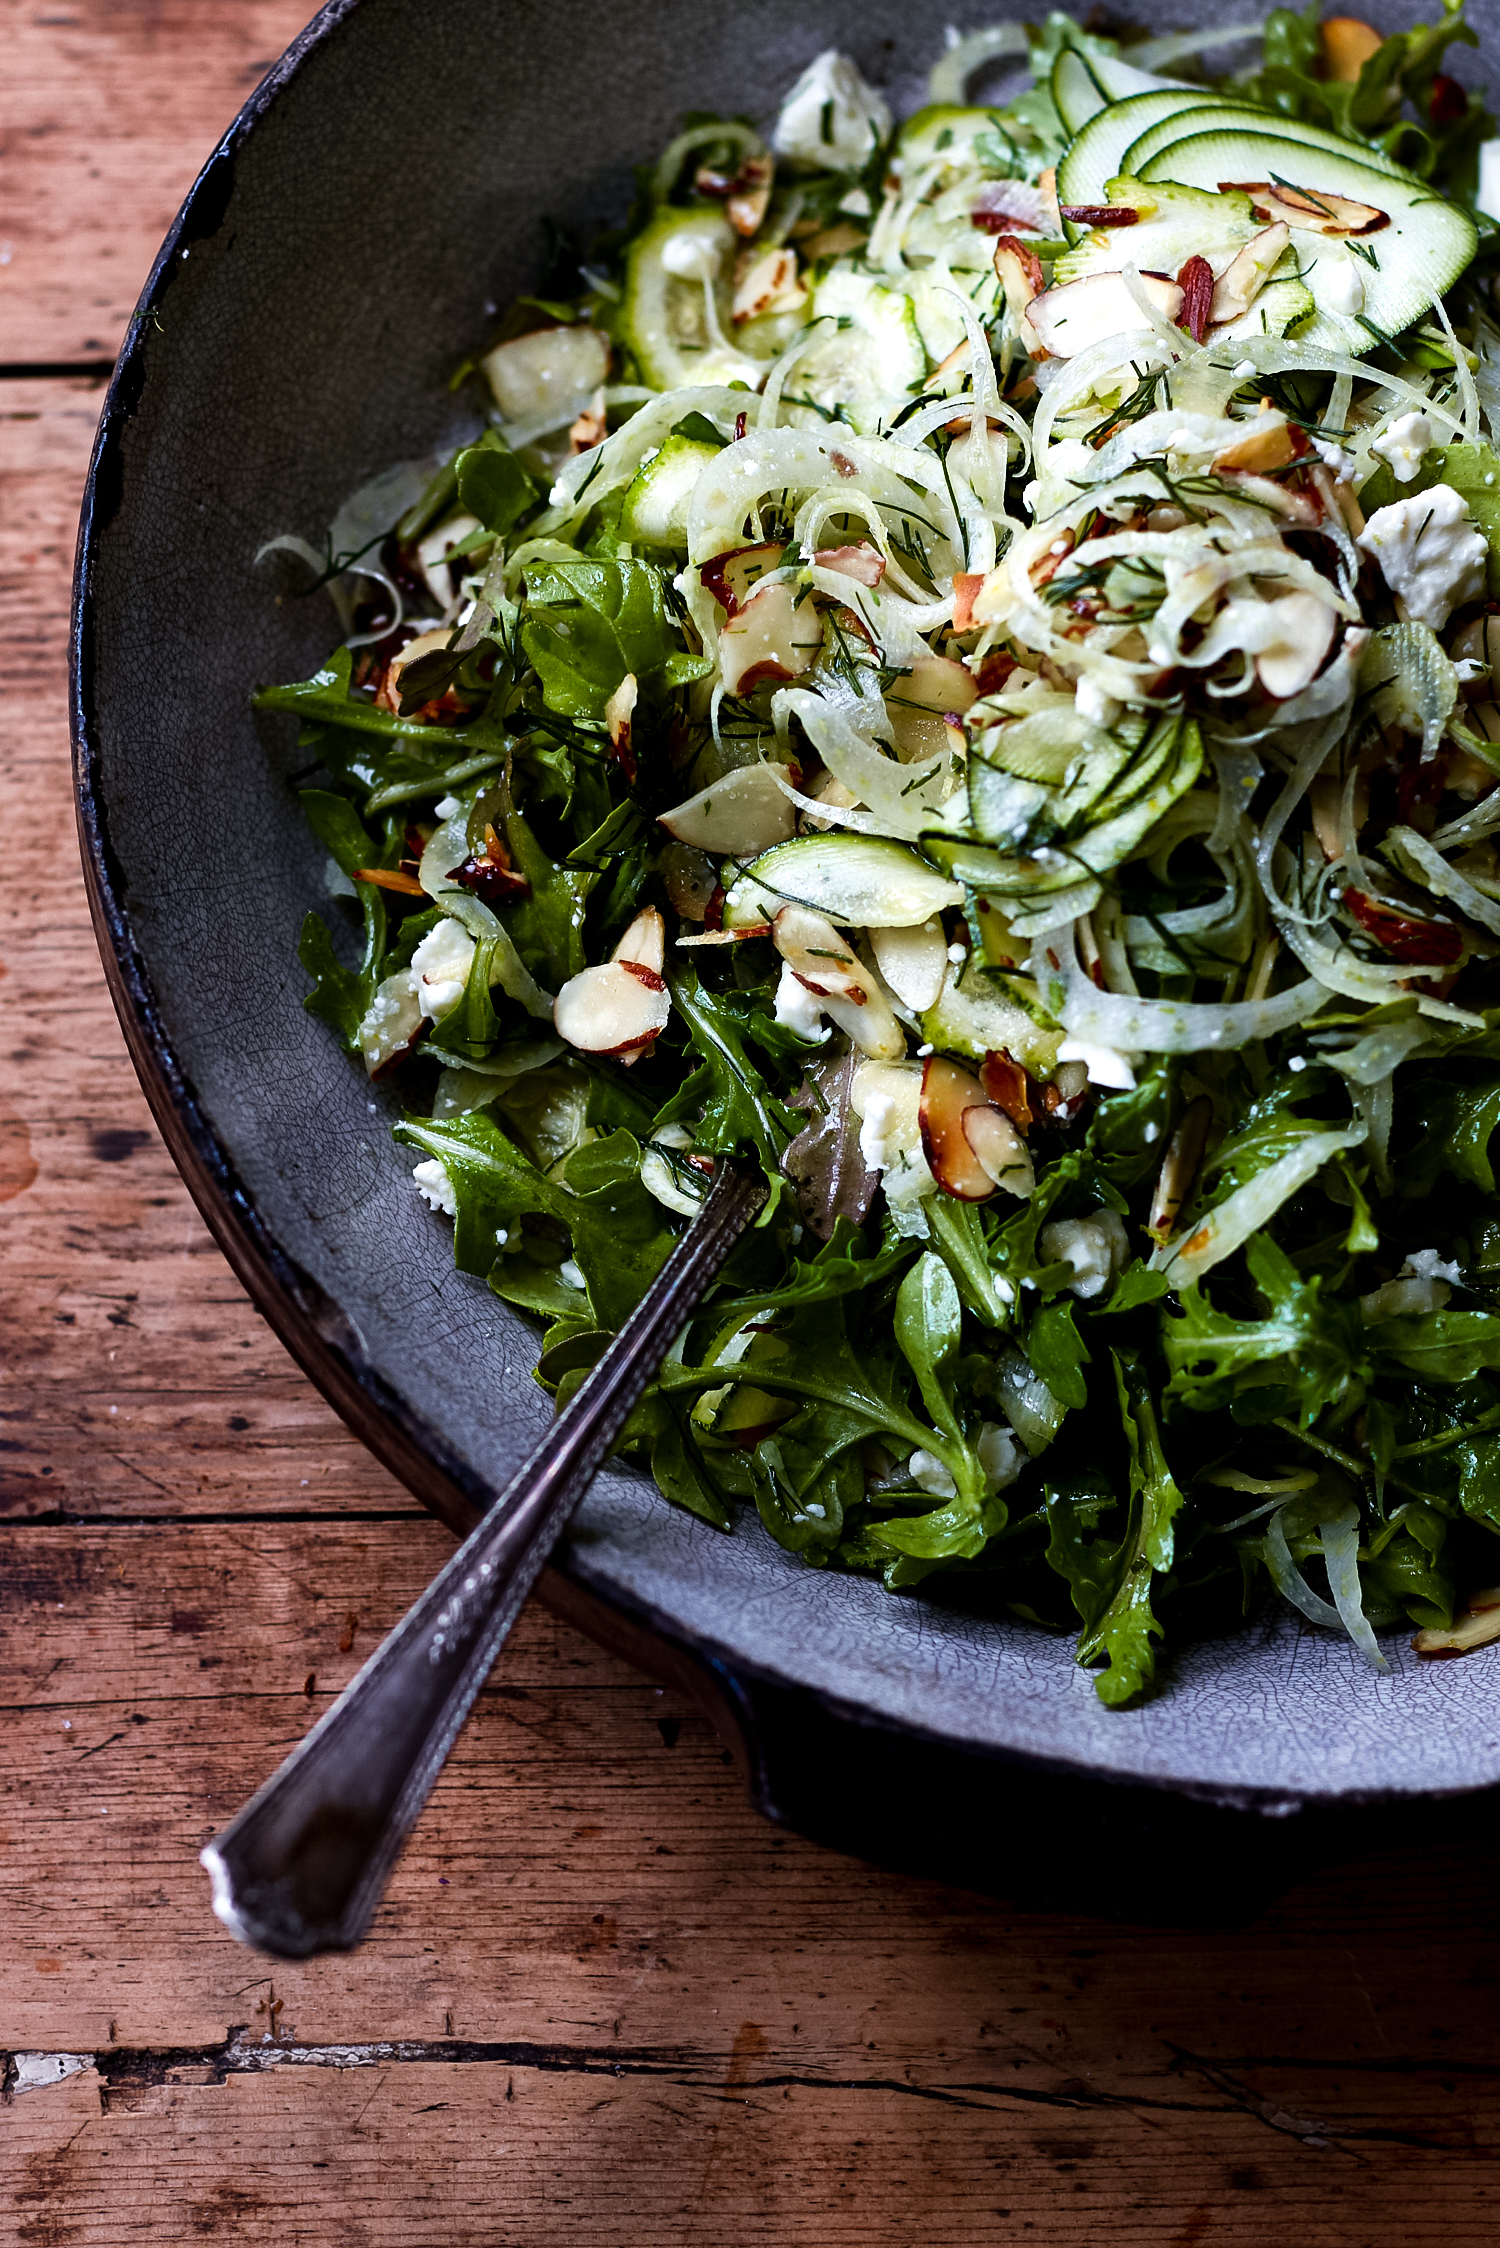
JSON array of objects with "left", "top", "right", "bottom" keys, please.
[
  {"left": 1123, "top": 102, "right": 1411, "bottom": 185},
  {"left": 794, "top": 267, "right": 927, "bottom": 433},
  {"left": 619, "top": 434, "right": 721, "bottom": 550},
  {"left": 895, "top": 104, "right": 1007, "bottom": 169},
  {"left": 1051, "top": 45, "right": 1181, "bottom": 138},
  {"left": 1138, "top": 130, "right": 1477, "bottom": 350},
  {"left": 1056, "top": 88, "right": 1251, "bottom": 211},
  {"left": 721, "top": 834, "right": 962, "bottom": 928},
  {"left": 621, "top": 208, "right": 765, "bottom": 391}
]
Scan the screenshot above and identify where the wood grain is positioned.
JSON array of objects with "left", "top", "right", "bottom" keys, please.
[
  {"left": 3, "top": 6, "right": 1500, "bottom": 2241},
  {"left": 0, "top": 0, "right": 316, "bottom": 365}
]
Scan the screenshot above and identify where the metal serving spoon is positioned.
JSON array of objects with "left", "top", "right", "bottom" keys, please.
[{"left": 201, "top": 1159, "right": 767, "bottom": 1958}]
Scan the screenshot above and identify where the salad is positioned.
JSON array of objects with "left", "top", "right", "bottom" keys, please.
[{"left": 259, "top": 7, "right": 1500, "bottom": 1702}]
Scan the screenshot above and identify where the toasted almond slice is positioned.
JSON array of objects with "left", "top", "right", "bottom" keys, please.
[
  {"left": 1321, "top": 15, "right": 1384, "bottom": 79},
  {"left": 1210, "top": 224, "right": 1291, "bottom": 325},
  {"left": 732, "top": 246, "right": 806, "bottom": 324},
  {"left": 1221, "top": 180, "right": 1389, "bottom": 236},
  {"left": 885, "top": 652, "right": 978, "bottom": 761},
  {"left": 869, "top": 919, "right": 948, "bottom": 1013},
  {"left": 717, "top": 579, "right": 823, "bottom": 696},
  {"left": 920, "top": 1057, "right": 1001, "bottom": 1201},
  {"left": 773, "top": 905, "right": 905, "bottom": 1060},
  {"left": 612, "top": 905, "right": 666, "bottom": 976},
  {"left": 699, "top": 542, "right": 785, "bottom": 619},
  {"left": 1255, "top": 593, "right": 1338, "bottom": 699},
  {"left": 676, "top": 923, "right": 773, "bottom": 947},
  {"left": 992, "top": 234, "right": 1047, "bottom": 357},
  {"left": 1213, "top": 412, "right": 1299, "bottom": 476},
  {"left": 1413, "top": 1587, "right": 1500, "bottom": 1658},
  {"left": 952, "top": 571, "right": 987, "bottom": 633},
  {"left": 962, "top": 1102, "right": 1033, "bottom": 1195},
  {"left": 1149, "top": 1096, "right": 1212, "bottom": 1240},
  {"left": 813, "top": 541, "right": 886, "bottom": 587},
  {"left": 553, "top": 959, "right": 671, "bottom": 1058},
  {"left": 980, "top": 1050, "right": 1032, "bottom": 1131},
  {"left": 658, "top": 762, "right": 797, "bottom": 856}
]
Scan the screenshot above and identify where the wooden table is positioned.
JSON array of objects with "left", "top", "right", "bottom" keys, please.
[{"left": 3, "top": 5, "right": 1499, "bottom": 2237}]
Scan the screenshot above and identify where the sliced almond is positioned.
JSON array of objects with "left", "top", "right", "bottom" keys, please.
[
  {"left": 612, "top": 905, "right": 667, "bottom": 976},
  {"left": 980, "top": 1049, "right": 1032, "bottom": 1130},
  {"left": 375, "top": 628, "right": 454, "bottom": 714},
  {"left": 1025, "top": 272, "right": 1184, "bottom": 361},
  {"left": 800, "top": 772, "right": 861, "bottom": 833},
  {"left": 920, "top": 1056, "right": 1014, "bottom": 1202},
  {"left": 658, "top": 761, "right": 797, "bottom": 856},
  {"left": 553, "top": 959, "right": 670, "bottom": 1059},
  {"left": 883, "top": 652, "right": 978, "bottom": 762},
  {"left": 717, "top": 580, "right": 822, "bottom": 696},
  {"left": 869, "top": 919, "right": 948, "bottom": 1013},
  {"left": 1255, "top": 593, "right": 1338, "bottom": 699},
  {"left": 700, "top": 542, "right": 785, "bottom": 619},
  {"left": 992, "top": 234, "right": 1047, "bottom": 357},
  {"left": 772, "top": 905, "right": 905, "bottom": 1060},
  {"left": 604, "top": 671, "right": 638, "bottom": 782},
  {"left": 953, "top": 571, "right": 987, "bottom": 633},
  {"left": 813, "top": 542, "right": 886, "bottom": 588},
  {"left": 962, "top": 1101, "right": 1034, "bottom": 1196},
  {"left": 1413, "top": 1587, "right": 1500, "bottom": 1658},
  {"left": 1321, "top": 15, "right": 1384, "bottom": 80},
  {"left": 732, "top": 246, "right": 806, "bottom": 324},
  {"left": 1213, "top": 412, "right": 1299, "bottom": 476},
  {"left": 1149, "top": 1096, "right": 1212, "bottom": 1240},
  {"left": 1210, "top": 223, "right": 1291, "bottom": 325},
  {"left": 1220, "top": 181, "right": 1389, "bottom": 236}
]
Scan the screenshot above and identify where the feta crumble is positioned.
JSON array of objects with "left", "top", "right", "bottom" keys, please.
[
  {"left": 1357, "top": 486, "right": 1488, "bottom": 632},
  {"left": 410, "top": 916, "right": 478, "bottom": 1019},
  {"left": 773, "top": 50, "right": 891, "bottom": 172},
  {"left": 1056, "top": 1037, "right": 1139, "bottom": 1090},
  {"left": 412, "top": 1157, "right": 457, "bottom": 1217},
  {"left": 773, "top": 961, "right": 831, "bottom": 1042},
  {"left": 1040, "top": 1208, "right": 1130, "bottom": 1300},
  {"left": 1371, "top": 410, "right": 1434, "bottom": 484},
  {"left": 1361, "top": 1246, "right": 1462, "bottom": 1324}
]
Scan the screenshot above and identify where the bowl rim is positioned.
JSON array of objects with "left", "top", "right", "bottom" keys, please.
[{"left": 67, "top": 0, "right": 1500, "bottom": 1828}]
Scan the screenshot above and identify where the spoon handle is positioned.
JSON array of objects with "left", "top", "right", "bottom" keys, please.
[{"left": 201, "top": 1160, "right": 766, "bottom": 1958}]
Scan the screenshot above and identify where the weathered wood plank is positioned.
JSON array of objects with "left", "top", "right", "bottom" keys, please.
[
  {"left": 4, "top": 2053, "right": 1494, "bottom": 2248},
  {"left": 0, "top": 0, "right": 316, "bottom": 364},
  {"left": 0, "top": 376, "right": 416, "bottom": 1521}
]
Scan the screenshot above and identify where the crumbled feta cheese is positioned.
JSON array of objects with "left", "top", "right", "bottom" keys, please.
[
  {"left": 1322, "top": 257, "right": 1364, "bottom": 318},
  {"left": 1074, "top": 673, "right": 1121, "bottom": 729},
  {"left": 1357, "top": 486, "right": 1489, "bottom": 632},
  {"left": 773, "top": 960, "right": 830, "bottom": 1042},
  {"left": 1232, "top": 359, "right": 1257, "bottom": 381},
  {"left": 838, "top": 185, "right": 872, "bottom": 218},
  {"left": 772, "top": 50, "right": 891, "bottom": 172},
  {"left": 412, "top": 1157, "right": 457, "bottom": 1217},
  {"left": 1056, "top": 1037, "right": 1138, "bottom": 1090},
  {"left": 660, "top": 230, "right": 723, "bottom": 281},
  {"left": 558, "top": 1258, "right": 587, "bottom": 1291},
  {"left": 410, "top": 916, "right": 477, "bottom": 1020},
  {"left": 1313, "top": 439, "right": 1356, "bottom": 482},
  {"left": 1371, "top": 410, "right": 1434, "bottom": 485},
  {"left": 1040, "top": 1207, "right": 1130, "bottom": 1300},
  {"left": 907, "top": 1422, "right": 1021, "bottom": 1501},
  {"left": 946, "top": 942, "right": 966, "bottom": 964},
  {"left": 976, "top": 1422, "right": 1023, "bottom": 1495},
  {"left": 435, "top": 793, "right": 462, "bottom": 818},
  {"left": 853, "top": 1067, "right": 937, "bottom": 1218},
  {"left": 1360, "top": 1246, "right": 1462, "bottom": 1324}
]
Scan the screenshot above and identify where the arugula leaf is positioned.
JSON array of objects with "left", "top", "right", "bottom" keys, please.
[
  {"left": 294, "top": 789, "right": 392, "bottom": 1045},
  {"left": 298, "top": 910, "right": 377, "bottom": 1046},
  {"left": 1393, "top": 1066, "right": 1500, "bottom": 1198},
  {"left": 665, "top": 965, "right": 802, "bottom": 1208},
  {"left": 454, "top": 431, "right": 539, "bottom": 537},
  {"left": 647, "top": 1403, "right": 733, "bottom": 1533},
  {"left": 395, "top": 1113, "right": 673, "bottom": 1329},
  {"left": 521, "top": 558, "right": 711, "bottom": 723},
  {"left": 1097, "top": 1262, "right": 1173, "bottom": 1315},
  {"left": 894, "top": 1253, "right": 966, "bottom": 1451},
  {"left": 1027, "top": 1297, "right": 1090, "bottom": 1410},
  {"left": 1046, "top": 1353, "right": 1184, "bottom": 1706},
  {"left": 256, "top": 644, "right": 509, "bottom": 757},
  {"left": 1162, "top": 1233, "right": 1369, "bottom": 1428}
]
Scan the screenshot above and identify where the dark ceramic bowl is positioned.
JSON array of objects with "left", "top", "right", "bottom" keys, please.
[{"left": 73, "top": 0, "right": 1500, "bottom": 1913}]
